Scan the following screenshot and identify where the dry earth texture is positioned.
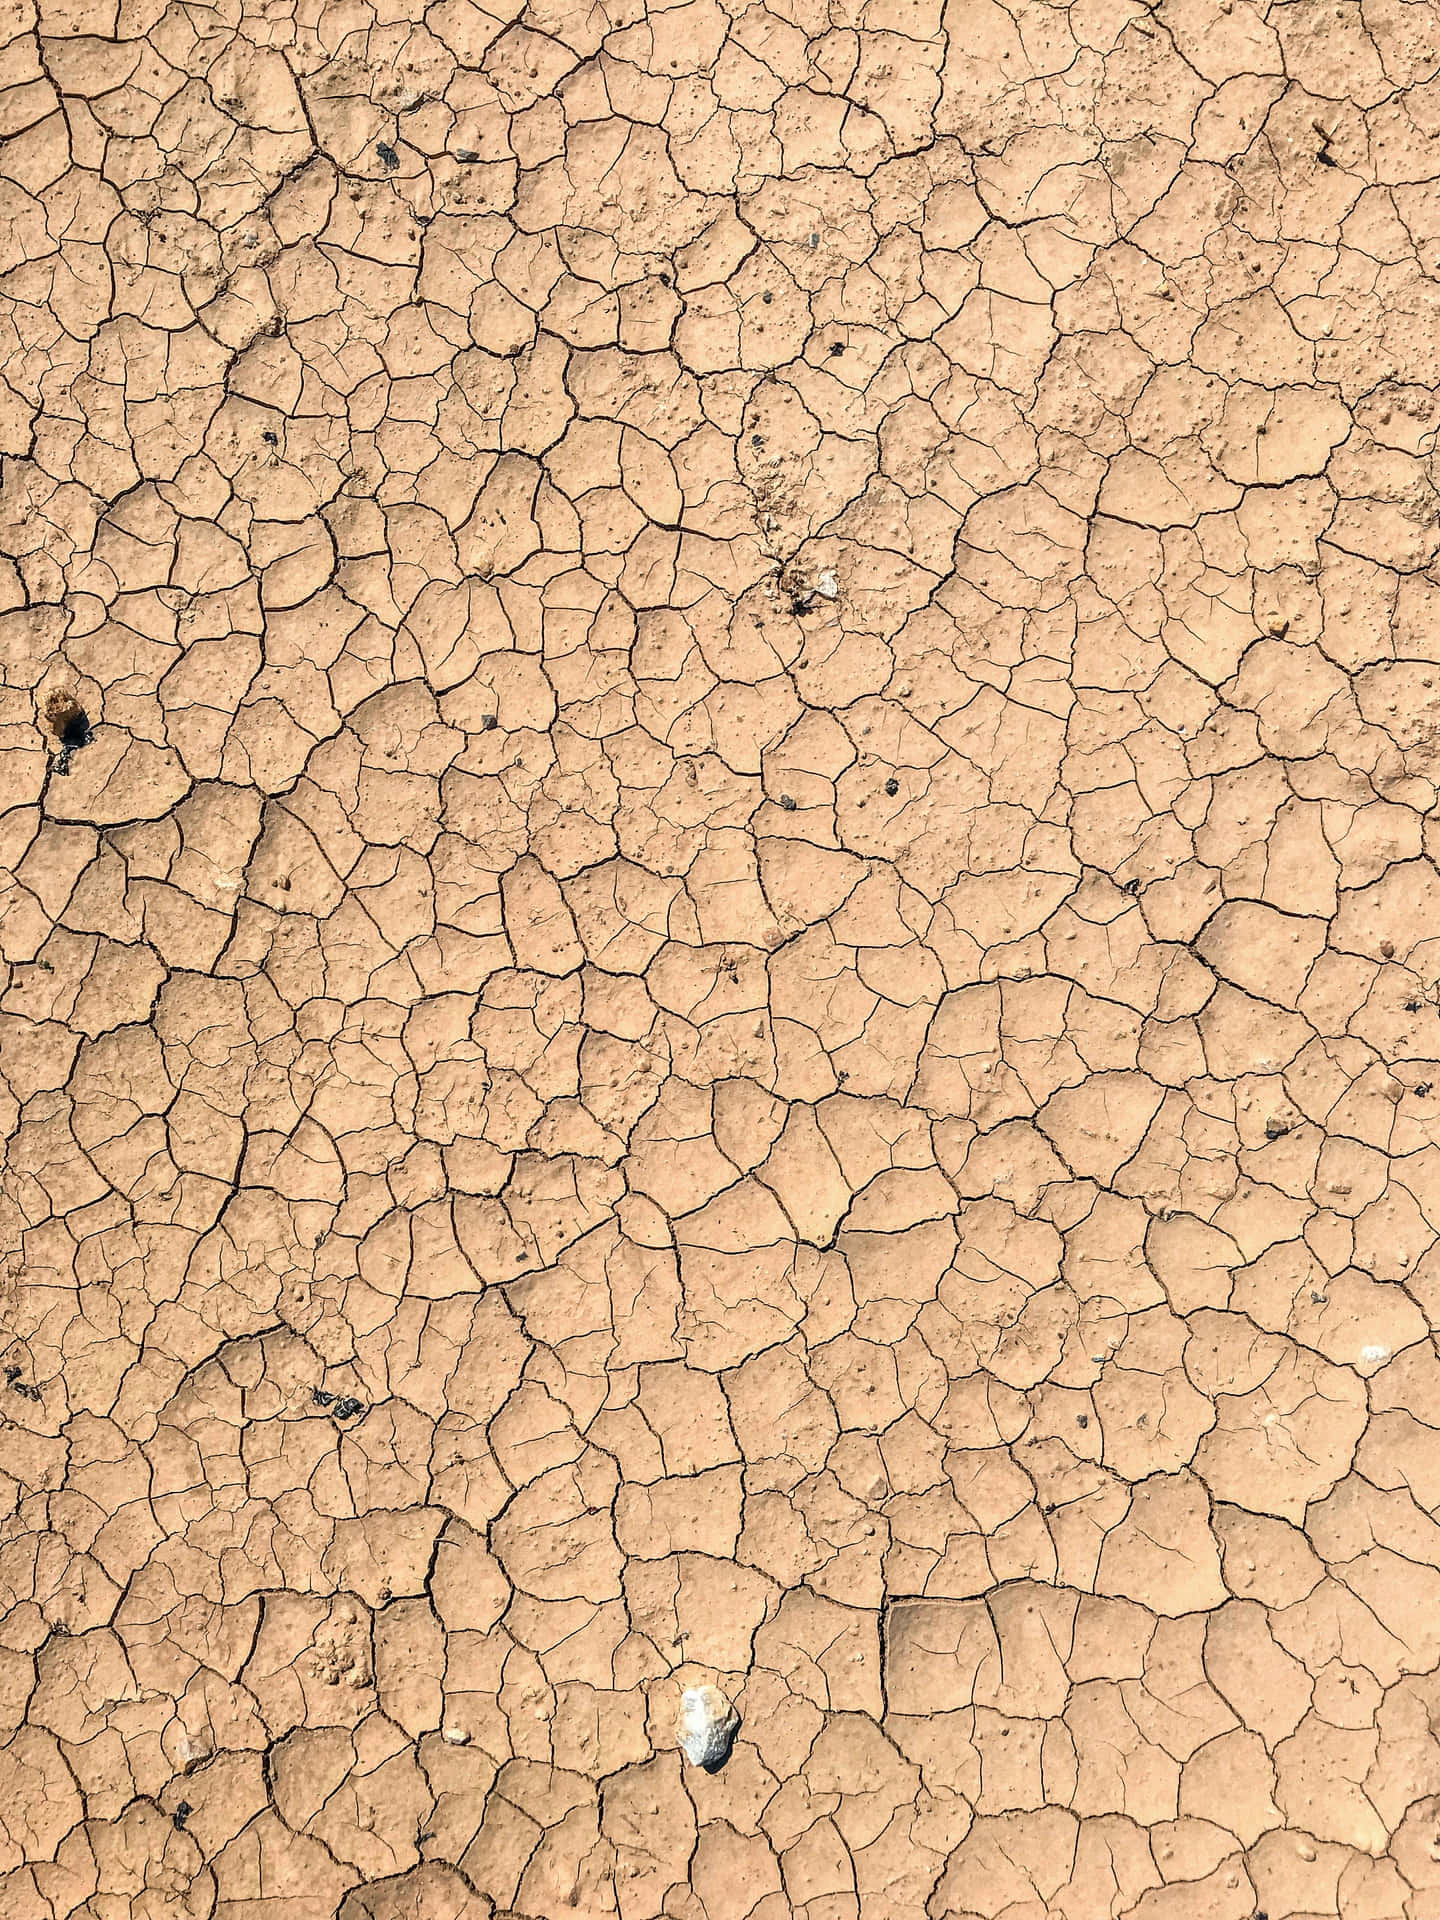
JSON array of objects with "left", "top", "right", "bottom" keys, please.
[{"left": 12, "top": 0, "right": 1440, "bottom": 1915}]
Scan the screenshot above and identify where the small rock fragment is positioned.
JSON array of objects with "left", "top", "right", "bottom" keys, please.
[{"left": 677, "top": 1684, "right": 740, "bottom": 1773}]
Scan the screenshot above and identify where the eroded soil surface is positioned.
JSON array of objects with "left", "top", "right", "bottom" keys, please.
[{"left": 6, "top": 0, "right": 1440, "bottom": 1915}]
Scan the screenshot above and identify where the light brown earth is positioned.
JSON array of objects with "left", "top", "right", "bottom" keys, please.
[{"left": 7, "top": 0, "right": 1440, "bottom": 1915}]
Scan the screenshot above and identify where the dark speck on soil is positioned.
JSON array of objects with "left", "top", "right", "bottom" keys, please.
[{"left": 44, "top": 691, "right": 93, "bottom": 772}]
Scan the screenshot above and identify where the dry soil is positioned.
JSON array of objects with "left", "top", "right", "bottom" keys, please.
[{"left": 4, "top": 0, "right": 1440, "bottom": 1916}]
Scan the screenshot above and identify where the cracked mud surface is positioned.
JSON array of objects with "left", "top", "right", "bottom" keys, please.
[{"left": 10, "top": 0, "right": 1440, "bottom": 1915}]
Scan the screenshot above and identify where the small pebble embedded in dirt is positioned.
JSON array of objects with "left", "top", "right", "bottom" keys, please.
[{"left": 677, "top": 1685, "right": 740, "bottom": 1773}]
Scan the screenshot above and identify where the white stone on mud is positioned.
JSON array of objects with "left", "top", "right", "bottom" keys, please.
[{"left": 677, "top": 1684, "right": 740, "bottom": 1773}]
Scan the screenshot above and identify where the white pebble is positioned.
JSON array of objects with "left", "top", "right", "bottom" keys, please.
[{"left": 678, "top": 1684, "right": 740, "bottom": 1774}]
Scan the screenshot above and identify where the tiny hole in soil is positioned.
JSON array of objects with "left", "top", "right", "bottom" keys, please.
[{"left": 43, "top": 692, "right": 93, "bottom": 771}]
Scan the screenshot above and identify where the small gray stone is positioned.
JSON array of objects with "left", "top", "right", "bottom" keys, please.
[{"left": 677, "top": 1684, "right": 740, "bottom": 1773}]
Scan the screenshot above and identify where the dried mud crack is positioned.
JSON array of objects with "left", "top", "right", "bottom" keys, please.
[{"left": 5, "top": 0, "right": 1440, "bottom": 1915}]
